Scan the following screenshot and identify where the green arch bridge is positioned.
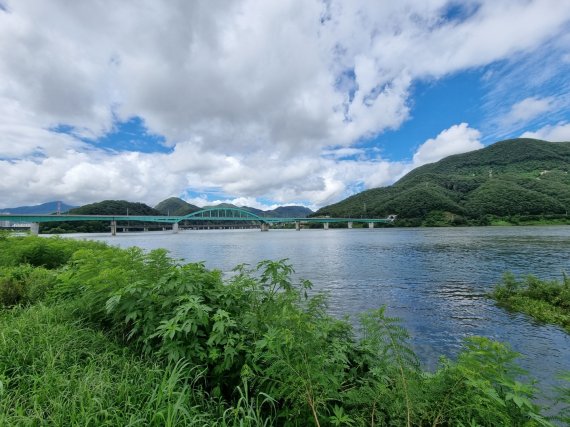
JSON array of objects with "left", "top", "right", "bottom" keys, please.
[{"left": 1, "top": 207, "right": 396, "bottom": 235}]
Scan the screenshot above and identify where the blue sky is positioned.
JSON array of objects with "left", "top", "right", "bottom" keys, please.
[{"left": 1, "top": 1, "right": 569, "bottom": 210}]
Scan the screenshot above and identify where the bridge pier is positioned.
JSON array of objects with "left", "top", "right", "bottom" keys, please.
[
  {"left": 110, "top": 220, "right": 117, "bottom": 236},
  {"left": 368, "top": 222, "right": 374, "bottom": 229},
  {"left": 172, "top": 223, "right": 179, "bottom": 233},
  {"left": 260, "top": 223, "right": 269, "bottom": 232},
  {"left": 30, "top": 222, "right": 39, "bottom": 235},
  {"left": 295, "top": 221, "right": 301, "bottom": 231},
  {"left": 323, "top": 222, "right": 329, "bottom": 230},
  {"left": 348, "top": 222, "right": 353, "bottom": 229}
]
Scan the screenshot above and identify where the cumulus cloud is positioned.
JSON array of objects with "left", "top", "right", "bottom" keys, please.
[
  {"left": 0, "top": 0, "right": 569, "bottom": 208},
  {"left": 413, "top": 123, "right": 483, "bottom": 167},
  {"left": 521, "top": 122, "right": 570, "bottom": 142}
]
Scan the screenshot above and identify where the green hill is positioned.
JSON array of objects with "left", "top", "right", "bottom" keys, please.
[
  {"left": 154, "top": 197, "right": 200, "bottom": 216},
  {"left": 269, "top": 206, "right": 313, "bottom": 218},
  {"left": 315, "top": 138, "right": 570, "bottom": 226},
  {"left": 69, "top": 200, "right": 161, "bottom": 216}
]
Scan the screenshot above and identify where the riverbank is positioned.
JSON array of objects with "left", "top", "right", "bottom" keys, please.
[{"left": 1, "top": 235, "right": 568, "bottom": 425}]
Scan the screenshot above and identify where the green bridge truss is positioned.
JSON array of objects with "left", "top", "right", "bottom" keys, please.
[{"left": 2, "top": 207, "right": 394, "bottom": 225}]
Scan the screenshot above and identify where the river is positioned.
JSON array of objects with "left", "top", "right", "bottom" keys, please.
[{"left": 69, "top": 225, "right": 570, "bottom": 399}]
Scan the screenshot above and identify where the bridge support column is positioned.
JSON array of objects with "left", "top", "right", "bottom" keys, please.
[
  {"left": 348, "top": 222, "right": 353, "bottom": 229},
  {"left": 30, "top": 222, "right": 39, "bottom": 235},
  {"left": 295, "top": 221, "right": 301, "bottom": 231},
  {"left": 110, "top": 220, "right": 117, "bottom": 236},
  {"left": 260, "top": 223, "right": 269, "bottom": 232},
  {"left": 368, "top": 222, "right": 374, "bottom": 229},
  {"left": 323, "top": 222, "right": 329, "bottom": 230},
  {"left": 172, "top": 222, "right": 179, "bottom": 233}
]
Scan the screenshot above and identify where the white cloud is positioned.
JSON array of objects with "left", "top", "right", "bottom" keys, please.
[
  {"left": 413, "top": 123, "right": 483, "bottom": 167},
  {"left": 0, "top": 1, "right": 569, "bottom": 208},
  {"left": 501, "top": 96, "right": 556, "bottom": 127},
  {"left": 521, "top": 122, "right": 570, "bottom": 142}
]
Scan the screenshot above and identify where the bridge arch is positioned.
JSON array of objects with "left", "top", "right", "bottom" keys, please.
[{"left": 178, "top": 207, "right": 269, "bottom": 223}]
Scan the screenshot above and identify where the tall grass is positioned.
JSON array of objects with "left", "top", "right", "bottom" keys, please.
[{"left": 0, "top": 304, "right": 205, "bottom": 425}]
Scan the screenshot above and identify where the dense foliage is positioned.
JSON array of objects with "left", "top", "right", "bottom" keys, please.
[
  {"left": 316, "top": 139, "right": 570, "bottom": 226},
  {"left": 491, "top": 273, "right": 570, "bottom": 332},
  {"left": 1, "top": 236, "right": 568, "bottom": 425},
  {"left": 155, "top": 197, "right": 201, "bottom": 216}
]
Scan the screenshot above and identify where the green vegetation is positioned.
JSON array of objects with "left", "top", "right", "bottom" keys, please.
[
  {"left": 40, "top": 199, "right": 163, "bottom": 234},
  {"left": 0, "top": 304, "right": 222, "bottom": 426},
  {"left": 491, "top": 273, "right": 570, "bottom": 332},
  {"left": 155, "top": 197, "right": 201, "bottom": 216},
  {"left": 1, "top": 236, "right": 569, "bottom": 425},
  {"left": 68, "top": 200, "right": 162, "bottom": 216},
  {"left": 316, "top": 138, "right": 570, "bottom": 226}
]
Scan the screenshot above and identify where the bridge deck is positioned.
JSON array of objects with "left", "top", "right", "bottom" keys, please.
[
  {"left": 1, "top": 213, "right": 392, "bottom": 224},
  {"left": 2, "top": 207, "right": 394, "bottom": 225}
]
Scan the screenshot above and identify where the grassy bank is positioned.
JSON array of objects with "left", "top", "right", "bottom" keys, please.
[
  {"left": 0, "top": 304, "right": 224, "bottom": 426},
  {"left": 491, "top": 273, "right": 570, "bottom": 332},
  {"left": 1, "top": 235, "right": 569, "bottom": 425}
]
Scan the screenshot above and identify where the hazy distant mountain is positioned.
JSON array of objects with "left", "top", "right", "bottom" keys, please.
[
  {"left": 0, "top": 201, "right": 77, "bottom": 214},
  {"left": 154, "top": 197, "right": 200, "bottom": 216}
]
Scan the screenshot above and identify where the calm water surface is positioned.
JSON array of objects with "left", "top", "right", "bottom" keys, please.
[{"left": 71, "top": 226, "right": 570, "bottom": 397}]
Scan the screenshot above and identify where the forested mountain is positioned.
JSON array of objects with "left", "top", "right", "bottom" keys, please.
[
  {"left": 69, "top": 200, "right": 161, "bottom": 216},
  {"left": 154, "top": 197, "right": 200, "bottom": 216},
  {"left": 315, "top": 138, "right": 570, "bottom": 226},
  {"left": 268, "top": 206, "right": 313, "bottom": 218}
]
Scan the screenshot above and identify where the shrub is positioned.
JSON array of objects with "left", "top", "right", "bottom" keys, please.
[
  {"left": 0, "top": 265, "right": 58, "bottom": 307},
  {"left": 0, "top": 235, "right": 107, "bottom": 268}
]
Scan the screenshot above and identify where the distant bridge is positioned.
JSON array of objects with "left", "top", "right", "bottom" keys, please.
[{"left": 1, "top": 207, "right": 396, "bottom": 235}]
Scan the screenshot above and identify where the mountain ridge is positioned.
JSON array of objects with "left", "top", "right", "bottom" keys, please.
[{"left": 315, "top": 138, "right": 570, "bottom": 226}]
